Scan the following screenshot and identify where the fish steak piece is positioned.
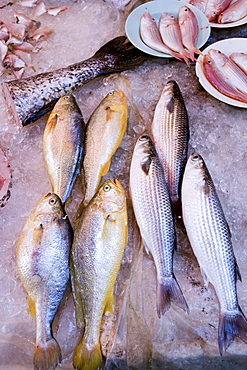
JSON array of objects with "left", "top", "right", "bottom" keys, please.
[
  {"left": 43, "top": 94, "right": 85, "bottom": 205},
  {"left": 83, "top": 90, "right": 127, "bottom": 207},
  {"left": 2, "top": 36, "right": 145, "bottom": 126},
  {"left": 151, "top": 80, "right": 189, "bottom": 219},
  {"left": 182, "top": 153, "right": 247, "bottom": 355},
  {"left": 71, "top": 179, "right": 128, "bottom": 370},
  {"left": 16, "top": 193, "right": 73, "bottom": 370},
  {"left": 130, "top": 134, "right": 188, "bottom": 318}
]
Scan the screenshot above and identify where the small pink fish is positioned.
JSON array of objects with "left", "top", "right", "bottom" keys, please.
[
  {"left": 205, "top": 0, "right": 232, "bottom": 21},
  {"left": 218, "top": 0, "right": 247, "bottom": 23},
  {"left": 159, "top": 12, "right": 190, "bottom": 64},
  {"left": 202, "top": 52, "right": 247, "bottom": 103},
  {"left": 178, "top": 6, "right": 203, "bottom": 61},
  {"left": 189, "top": 0, "right": 208, "bottom": 13},
  {"left": 230, "top": 52, "right": 247, "bottom": 74}
]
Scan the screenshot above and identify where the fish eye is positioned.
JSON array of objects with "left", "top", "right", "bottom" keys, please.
[
  {"left": 139, "top": 135, "right": 149, "bottom": 141},
  {"left": 109, "top": 91, "right": 114, "bottom": 95},
  {"left": 103, "top": 184, "right": 111, "bottom": 192},
  {"left": 49, "top": 197, "right": 57, "bottom": 205},
  {"left": 191, "top": 154, "right": 200, "bottom": 161}
]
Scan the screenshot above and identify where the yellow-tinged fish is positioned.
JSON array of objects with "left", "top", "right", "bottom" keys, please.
[
  {"left": 71, "top": 179, "right": 128, "bottom": 370},
  {"left": 82, "top": 91, "right": 128, "bottom": 207},
  {"left": 16, "top": 193, "right": 73, "bottom": 370},
  {"left": 43, "top": 94, "right": 85, "bottom": 204}
]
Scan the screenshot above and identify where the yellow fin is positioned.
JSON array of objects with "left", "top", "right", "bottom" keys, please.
[
  {"left": 34, "top": 338, "right": 61, "bottom": 370},
  {"left": 28, "top": 296, "right": 36, "bottom": 318},
  {"left": 101, "top": 158, "right": 111, "bottom": 177},
  {"left": 73, "top": 338, "right": 102, "bottom": 370},
  {"left": 104, "top": 292, "right": 115, "bottom": 315},
  {"left": 45, "top": 113, "right": 58, "bottom": 134}
]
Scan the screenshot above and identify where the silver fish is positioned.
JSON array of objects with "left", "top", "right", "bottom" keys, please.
[
  {"left": 2, "top": 36, "right": 144, "bottom": 126},
  {"left": 151, "top": 80, "right": 189, "bottom": 219},
  {"left": 16, "top": 193, "right": 73, "bottom": 370},
  {"left": 182, "top": 152, "right": 247, "bottom": 355},
  {"left": 43, "top": 94, "right": 85, "bottom": 205},
  {"left": 130, "top": 134, "right": 188, "bottom": 318}
]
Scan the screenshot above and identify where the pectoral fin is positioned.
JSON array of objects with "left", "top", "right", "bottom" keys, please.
[
  {"left": 28, "top": 296, "right": 36, "bottom": 318},
  {"left": 45, "top": 113, "right": 59, "bottom": 133},
  {"left": 101, "top": 159, "right": 111, "bottom": 176}
]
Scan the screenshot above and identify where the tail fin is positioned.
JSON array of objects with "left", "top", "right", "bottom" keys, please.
[
  {"left": 73, "top": 338, "right": 102, "bottom": 370},
  {"left": 156, "top": 276, "right": 189, "bottom": 318},
  {"left": 218, "top": 308, "right": 247, "bottom": 355},
  {"left": 93, "top": 36, "right": 146, "bottom": 73},
  {"left": 33, "top": 338, "right": 62, "bottom": 370}
]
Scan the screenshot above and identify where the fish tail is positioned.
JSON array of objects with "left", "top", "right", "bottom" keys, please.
[
  {"left": 93, "top": 36, "right": 145, "bottom": 73},
  {"left": 156, "top": 276, "right": 189, "bottom": 318},
  {"left": 33, "top": 338, "right": 62, "bottom": 370},
  {"left": 73, "top": 338, "right": 102, "bottom": 370},
  {"left": 218, "top": 307, "right": 247, "bottom": 355}
]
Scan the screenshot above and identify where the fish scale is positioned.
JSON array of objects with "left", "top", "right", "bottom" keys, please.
[
  {"left": 182, "top": 153, "right": 247, "bottom": 355},
  {"left": 130, "top": 135, "right": 188, "bottom": 318}
]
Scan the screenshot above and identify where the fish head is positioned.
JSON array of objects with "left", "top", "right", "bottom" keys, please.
[
  {"left": 95, "top": 179, "right": 126, "bottom": 215},
  {"left": 33, "top": 193, "right": 66, "bottom": 220},
  {"left": 159, "top": 12, "right": 176, "bottom": 27},
  {"left": 208, "top": 49, "right": 228, "bottom": 68},
  {"left": 104, "top": 90, "right": 127, "bottom": 109},
  {"left": 140, "top": 12, "right": 156, "bottom": 27},
  {"left": 133, "top": 134, "right": 157, "bottom": 175},
  {"left": 53, "top": 94, "right": 77, "bottom": 113},
  {"left": 178, "top": 5, "right": 192, "bottom": 23}
]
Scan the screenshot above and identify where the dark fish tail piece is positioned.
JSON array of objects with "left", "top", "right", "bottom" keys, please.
[
  {"left": 218, "top": 307, "right": 247, "bottom": 355},
  {"left": 156, "top": 276, "right": 189, "bottom": 318}
]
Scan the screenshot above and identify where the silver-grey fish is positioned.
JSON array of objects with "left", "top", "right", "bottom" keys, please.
[
  {"left": 16, "top": 193, "right": 73, "bottom": 370},
  {"left": 2, "top": 36, "right": 144, "bottom": 127},
  {"left": 130, "top": 134, "right": 188, "bottom": 318},
  {"left": 151, "top": 80, "right": 189, "bottom": 220},
  {"left": 43, "top": 94, "right": 85, "bottom": 204},
  {"left": 182, "top": 152, "right": 247, "bottom": 355}
]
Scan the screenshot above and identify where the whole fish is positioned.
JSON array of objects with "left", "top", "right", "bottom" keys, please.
[
  {"left": 230, "top": 52, "right": 247, "bottom": 74},
  {"left": 2, "top": 36, "right": 144, "bottom": 126},
  {"left": 204, "top": 0, "right": 232, "bottom": 21},
  {"left": 151, "top": 80, "right": 189, "bottom": 219},
  {"left": 218, "top": 0, "right": 247, "bottom": 23},
  {"left": 130, "top": 134, "right": 188, "bottom": 318},
  {"left": 202, "top": 50, "right": 247, "bottom": 103},
  {"left": 182, "top": 153, "right": 247, "bottom": 355},
  {"left": 83, "top": 90, "right": 127, "bottom": 207},
  {"left": 16, "top": 193, "right": 73, "bottom": 370},
  {"left": 158, "top": 12, "right": 190, "bottom": 64},
  {"left": 71, "top": 179, "right": 128, "bottom": 370},
  {"left": 140, "top": 12, "right": 182, "bottom": 59},
  {"left": 178, "top": 5, "right": 203, "bottom": 61},
  {"left": 43, "top": 94, "right": 85, "bottom": 205}
]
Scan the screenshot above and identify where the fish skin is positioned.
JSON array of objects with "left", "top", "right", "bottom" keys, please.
[
  {"left": 158, "top": 12, "right": 190, "bottom": 64},
  {"left": 71, "top": 179, "right": 128, "bottom": 370},
  {"left": 82, "top": 90, "right": 127, "bottom": 207},
  {"left": 230, "top": 52, "right": 247, "bottom": 74},
  {"left": 2, "top": 36, "right": 145, "bottom": 126},
  {"left": 43, "top": 94, "right": 85, "bottom": 205},
  {"left": 181, "top": 153, "right": 247, "bottom": 355},
  {"left": 205, "top": 0, "right": 232, "bottom": 21},
  {"left": 151, "top": 80, "right": 189, "bottom": 220},
  {"left": 202, "top": 51, "right": 247, "bottom": 103},
  {"left": 130, "top": 134, "right": 188, "bottom": 317},
  {"left": 218, "top": 0, "right": 247, "bottom": 23},
  {"left": 16, "top": 193, "right": 73, "bottom": 370},
  {"left": 178, "top": 6, "right": 203, "bottom": 61}
]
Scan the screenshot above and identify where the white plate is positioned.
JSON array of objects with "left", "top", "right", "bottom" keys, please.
[
  {"left": 195, "top": 38, "right": 247, "bottom": 108},
  {"left": 210, "top": 14, "right": 247, "bottom": 28},
  {"left": 125, "top": 0, "right": 211, "bottom": 58}
]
